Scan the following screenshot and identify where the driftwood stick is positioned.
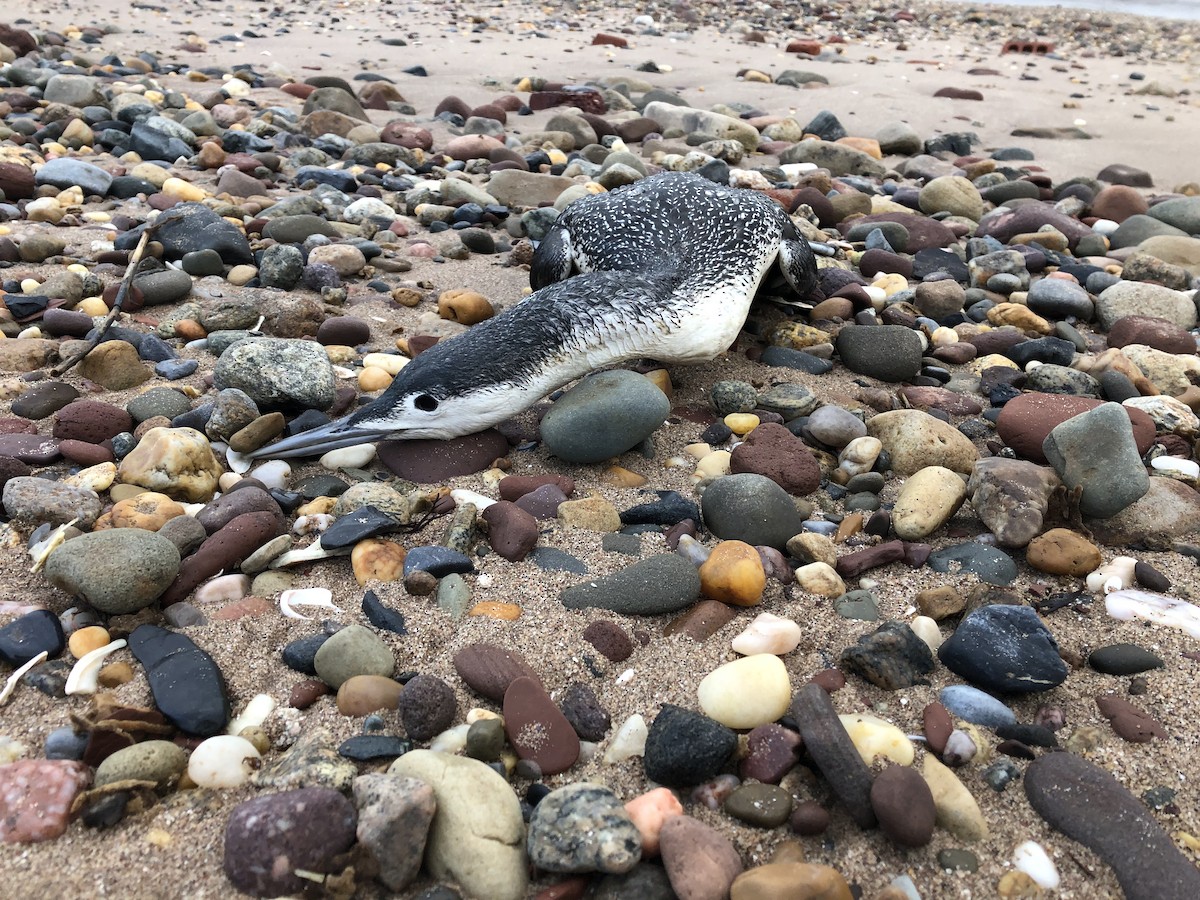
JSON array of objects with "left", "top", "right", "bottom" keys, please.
[{"left": 49, "top": 224, "right": 158, "bottom": 377}]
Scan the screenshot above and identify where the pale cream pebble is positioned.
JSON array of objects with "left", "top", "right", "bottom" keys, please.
[
  {"left": 909, "top": 615, "right": 943, "bottom": 653},
  {"left": 1151, "top": 456, "right": 1199, "bottom": 481},
  {"left": 451, "top": 488, "right": 495, "bottom": 510},
  {"left": 161, "top": 177, "right": 208, "bottom": 202},
  {"left": 320, "top": 443, "right": 377, "bottom": 470},
  {"left": 249, "top": 459, "right": 291, "bottom": 490},
  {"left": 1086, "top": 555, "right": 1137, "bottom": 593},
  {"left": 362, "top": 352, "right": 409, "bottom": 375},
  {"left": 793, "top": 561, "right": 845, "bottom": 598},
  {"left": 697, "top": 654, "right": 791, "bottom": 729},
  {"left": 218, "top": 472, "right": 244, "bottom": 492},
  {"left": 428, "top": 723, "right": 470, "bottom": 754},
  {"left": 930, "top": 326, "right": 959, "bottom": 347},
  {"left": 77, "top": 296, "right": 108, "bottom": 316},
  {"left": 838, "top": 712, "right": 915, "bottom": 766},
  {"left": 293, "top": 513, "right": 335, "bottom": 536},
  {"left": 922, "top": 755, "right": 988, "bottom": 841},
  {"left": 838, "top": 436, "right": 882, "bottom": 477},
  {"left": 891, "top": 465, "right": 968, "bottom": 540},
  {"left": 684, "top": 441, "right": 712, "bottom": 459},
  {"left": 194, "top": 574, "right": 251, "bottom": 605},
  {"left": 730, "top": 612, "right": 803, "bottom": 656},
  {"left": 694, "top": 449, "right": 731, "bottom": 481},
  {"left": 466, "top": 708, "right": 502, "bottom": 725},
  {"left": 357, "top": 366, "right": 393, "bottom": 392},
  {"left": 16, "top": 326, "right": 41, "bottom": 340},
  {"left": 187, "top": 735, "right": 261, "bottom": 788},
  {"left": 603, "top": 714, "right": 647, "bottom": 763},
  {"left": 674, "top": 533, "right": 710, "bottom": 566},
  {"left": 624, "top": 787, "right": 684, "bottom": 857}
]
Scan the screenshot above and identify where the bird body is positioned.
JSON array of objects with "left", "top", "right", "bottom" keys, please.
[{"left": 251, "top": 172, "right": 818, "bottom": 458}]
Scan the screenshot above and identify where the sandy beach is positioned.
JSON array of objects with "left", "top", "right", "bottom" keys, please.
[{"left": 2, "top": 1, "right": 1200, "bottom": 898}]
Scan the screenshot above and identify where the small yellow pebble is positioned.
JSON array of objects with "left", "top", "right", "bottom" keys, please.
[
  {"left": 98, "top": 661, "right": 135, "bottom": 687},
  {"left": 77, "top": 296, "right": 109, "bottom": 316},
  {"left": 642, "top": 368, "right": 673, "bottom": 399},
  {"left": 20, "top": 278, "right": 40, "bottom": 294},
  {"left": 68, "top": 626, "right": 112, "bottom": 659},
  {"left": 145, "top": 828, "right": 174, "bottom": 848},
  {"left": 161, "top": 177, "right": 208, "bottom": 202},
  {"left": 694, "top": 449, "right": 731, "bottom": 482},
  {"left": 723, "top": 413, "right": 760, "bottom": 435},
  {"left": 699, "top": 540, "right": 766, "bottom": 606},
  {"left": 226, "top": 264, "right": 258, "bottom": 286},
  {"left": 468, "top": 601, "right": 522, "bottom": 621},
  {"left": 357, "top": 366, "right": 393, "bottom": 392},
  {"left": 599, "top": 466, "right": 647, "bottom": 488},
  {"left": 437, "top": 289, "right": 494, "bottom": 326},
  {"left": 350, "top": 539, "right": 406, "bottom": 585},
  {"left": 295, "top": 497, "right": 337, "bottom": 516}
]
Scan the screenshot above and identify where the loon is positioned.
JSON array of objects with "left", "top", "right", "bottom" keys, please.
[{"left": 250, "top": 171, "right": 820, "bottom": 459}]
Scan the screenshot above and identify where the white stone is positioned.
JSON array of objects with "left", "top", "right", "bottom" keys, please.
[
  {"left": 731, "top": 612, "right": 803, "bottom": 656},
  {"left": 1013, "top": 840, "right": 1060, "bottom": 890},
  {"left": 697, "top": 654, "right": 791, "bottom": 729},
  {"left": 429, "top": 724, "right": 470, "bottom": 754},
  {"left": 603, "top": 714, "right": 648, "bottom": 763},
  {"left": 249, "top": 459, "right": 291, "bottom": 490},
  {"left": 674, "top": 533, "right": 710, "bottom": 567},
  {"left": 343, "top": 196, "right": 396, "bottom": 224},
  {"left": 194, "top": 573, "right": 251, "bottom": 605},
  {"left": 320, "top": 443, "right": 377, "bottom": 470},
  {"left": 450, "top": 488, "right": 496, "bottom": 510},
  {"left": 279, "top": 587, "right": 338, "bottom": 620},
  {"left": 293, "top": 513, "right": 335, "bottom": 535},
  {"left": 188, "top": 735, "right": 261, "bottom": 788},
  {"left": 1152, "top": 456, "right": 1200, "bottom": 480},
  {"left": 892, "top": 466, "right": 967, "bottom": 540},
  {"left": 839, "top": 712, "right": 915, "bottom": 766},
  {"left": 694, "top": 449, "right": 731, "bottom": 481}
]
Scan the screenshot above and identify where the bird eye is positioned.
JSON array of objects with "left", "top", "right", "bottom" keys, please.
[{"left": 413, "top": 394, "right": 439, "bottom": 412}]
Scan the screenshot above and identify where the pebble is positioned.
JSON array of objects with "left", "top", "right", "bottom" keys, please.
[
  {"left": 730, "top": 612, "right": 802, "bottom": 656},
  {"left": 702, "top": 473, "right": 807, "bottom": 550},
  {"left": 891, "top": 465, "right": 967, "bottom": 539},
  {"left": 839, "top": 712, "right": 914, "bottom": 765},
  {"left": 540, "top": 370, "right": 670, "bottom": 463},
  {"left": 389, "top": 749, "right": 527, "bottom": 900},
  {"left": 187, "top": 735, "right": 261, "bottom": 788},
  {"left": 1025, "top": 752, "right": 1200, "bottom": 899},
  {"left": 643, "top": 704, "right": 737, "bottom": 788},
  {"left": 939, "top": 685, "right": 1017, "bottom": 728},
  {"left": 398, "top": 673, "right": 457, "bottom": 742},
  {"left": 1042, "top": 402, "right": 1150, "bottom": 518},
  {"left": 223, "top": 788, "right": 358, "bottom": 896},
  {"left": 0, "top": 759, "right": 90, "bottom": 843},
  {"left": 0, "top": 609, "right": 65, "bottom": 668},
  {"left": 698, "top": 540, "right": 766, "bottom": 605},
  {"left": 939, "top": 605, "right": 1068, "bottom": 693},
  {"left": 871, "top": 764, "right": 936, "bottom": 847},
  {"left": 336, "top": 674, "right": 403, "bottom": 716},
  {"left": 922, "top": 755, "right": 989, "bottom": 842},
  {"left": 791, "top": 683, "right": 876, "bottom": 829},
  {"left": 559, "top": 553, "right": 700, "bottom": 615},
  {"left": 659, "top": 815, "right": 744, "bottom": 900},
  {"left": 1088, "top": 643, "right": 1164, "bottom": 675},
  {"left": 697, "top": 654, "right": 791, "bottom": 729},
  {"left": 352, "top": 773, "right": 435, "bottom": 892},
  {"left": 127, "top": 624, "right": 229, "bottom": 736},
  {"left": 724, "top": 782, "right": 793, "bottom": 828},
  {"left": 528, "top": 782, "right": 641, "bottom": 874},
  {"left": 314, "top": 624, "right": 395, "bottom": 689},
  {"left": 44, "top": 529, "right": 180, "bottom": 614}
]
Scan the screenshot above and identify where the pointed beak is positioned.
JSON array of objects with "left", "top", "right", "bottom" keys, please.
[{"left": 246, "top": 418, "right": 399, "bottom": 459}]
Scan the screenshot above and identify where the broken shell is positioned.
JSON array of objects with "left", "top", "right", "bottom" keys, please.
[
  {"left": 226, "top": 447, "right": 253, "bottom": 474},
  {"left": 269, "top": 542, "right": 352, "bottom": 568},
  {"left": 450, "top": 488, "right": 495, "bottom": 510},
  {"left": 227, "top": 693, "right": 277, "bottom": 735},
  {"left": 1085, "top": 556, "right": 1137, "bottom": 594},
  {"left": 1, "top": 651, "right": 48, "bottom": 706},
  {"left": 675, "top": 533, "right": 710, "bottom": 567},
  {"left": 29, "top": 518, "right": 79, "bottom": 572},
  {"left": 279, "top": 587, "right": 339, "bottom": 620},
  {"left": 65, "top": 639, "right": 127, "bottom": 696},
  {"left": 1106, "top": 589, "right": 1200, "bottom": 639}
]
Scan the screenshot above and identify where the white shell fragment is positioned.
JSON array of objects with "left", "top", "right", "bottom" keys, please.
[
  {"left": 194, "top": 574, "right": 251, "bottom": 605},
  {"left": 1013, "top": 840, "right": 1060, "bottom": 890},
  {"left": 279, "top": 587, "right": 339, "bottom": 620},
  {"left": 603, "top": 714, "right": 648, "bottom": 763},
  {"left": 227, "top": 693, "right": 277, "bottom": 735},
  {"left": 64, "top": 639, "right": 127, "bottom": 696},
  {"left": 1085, "top": 556, "right": 1136, "bottom": 594},
  {"left": 1, "top": 651, "right": 48, "bottom": 706},
  {"left": 269, "top": 542, "right": 352, "bottom": 568},
  {"left": 294, "top": 513, "right": 336, "bottom": 536},
  {"left": 1151, "top": 456, "right": 1200, "bottom": 480},
  {"left": 450, "top": 488, "right": 495, "bottom": 510},
  {"left": 28, "top": 518, "right": 79, "bottom": 573},
  {"left": 730, "top": 612, "right": 802, "bottom": 656},
  {"left": 187, "top": 735, "right": 262, "bottom": 788},
  {"left": 1106, "top": 589, "right": 1200, "bottom": 639},
  {"left": 226, "top": 447, "right": 253, "bottom": 474}
]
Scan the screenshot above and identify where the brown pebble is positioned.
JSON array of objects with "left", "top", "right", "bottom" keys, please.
[
  {"left": 923, "top": 701, "right": 954, "bottom": 755},
  {"left": 871, "top": 764, "right": 936, "bottom": 847},
  {"left": 1096, "top": 694, "right": 1167, "bottom": 742},
  {"left": 290, "top": 679, "right": 330, "bottom": 709},
  {"left": 808, "top": 668, "right": 846, "bottom": 693},
  {"left": 336, "top": 675, "right": 403, "bottom": 716},
  {"left": 662, "top": 599, "right": 736, "bottom": 642},
  {"left": 581, "top": 620, "right": 634, "bottom": 663},
  {"left": 498, "top": 474, "right": 575, "bottom": 501},
  {"left": 660, "top": 815, "right": 744, "bottom": 900},
  {"left": 453, "top": 642, "right": 541, "bottom": 702},
  {"left": 789, "top": 800, "right": 831, "bottom": 836},
  {"left": 97, "top": 661, "right": 135, "bottom": 687},
  {"left": 211, "top": 596, "right": 274, "bottom": 620},
  {"left": 503, "top": 676, "right": 580, "bottom": 775}
]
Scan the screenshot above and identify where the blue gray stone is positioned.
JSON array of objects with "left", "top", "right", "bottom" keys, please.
[{"left": 540, "top": 370, "right": 670, "bottom": 464}]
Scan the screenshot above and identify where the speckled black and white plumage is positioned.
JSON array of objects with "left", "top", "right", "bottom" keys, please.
[{"left": 251, "top": 172, "right": 819, "bottom": 458}]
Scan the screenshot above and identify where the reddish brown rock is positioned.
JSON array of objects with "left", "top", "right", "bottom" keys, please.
[
  {"left": 377, "top": 429, "right": 509, "bottom": 482},
  {"left": 729, "top": 422, "right": 820, "bottom": 495},
  {"left": 0, "top": 162, "right": 36, "bottom": 200},
  {"left": 0, "top": 418, "right": 37, "bottom": 435},
  {"left": 1096, "top": 695, "right": 1167, "bottom": 743},
  {"left": 897, "top": 386, "right": 983, "bottom": 416},
  {"left": 499, "top": 474, "right": 575, "bottom": 501},
  {"left": 58, "top": 439, "right": 115, "bottom": 466},
  {"left": 0, "top": 434, "right": 61, "bottom": 464},
  {"left": 739, "top": 724, "right": 803, "bottom": 784},
  {"left": 659, "top": 815, "right": 744, "bottom": 899},
  {"left": 453, "top": 643, "right": 541, "bottom": 702},
  {"left": 923, "top": 701, "right": 953, "bottom": 755},
  {"left": 786, "top": 40, "right": 822, "bottom": 55},
  {"left": 871, "top": 766, "right": 936, "bottom": 849},
  {"left": 591, "top": 33, "right": 628, "bottom": 48},
  {"left": 53, "top": 400, "right": 133, "bottom": 443},
  {"left": 503, "top": 676, "right": 580, "bottom": 775},
  {"left": 398, "top": 674, "right": 457, "bottom": 742},
  {"left": 582, "top": 620, "right": 634, "bottom": 662},
  {"left": 289, "top": 679, "right": 330, "bottom": 709},
  {"left": 442, "top": 134, "right": 505, "bottom": 160},
  {"left": 513, "top": 483, "right": 568, "bottom": 519},
  {"left": 975, "top": 203, "right": 1093, "bottom": 250},
  {"left": 836, "top": 212, "right": 959, "bottom": 251},
  {"left": 480, "top": 500, "right": 538, "bottom": 562},
  {"left": 159, "top": 511, "right": 285, "bottom": 606},
  {"left": 528, "top": 89, "right": 606, "bottom": 115},
  {"left": 1089, "top": 185, "right": 1150, "bottom": 223},
  {"left": 1106, "top": 315, "right": 1197, "bottom": 354},
  {"left": 662, "top": 599, "right": 737, "bottom": 642},
  {"left": 934, "top": 87, "right": 983, "bottom": 101},
  {"left": 996, "top": 393, "right": 1156, "bottom": 463},
  {"left": 380, "top": 121, "right": 433, "bottom": 150}
]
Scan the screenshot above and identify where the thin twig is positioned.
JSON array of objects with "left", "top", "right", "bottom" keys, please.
[{"left": 50, "top": 223, "right": 159, "bottom": 377}]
